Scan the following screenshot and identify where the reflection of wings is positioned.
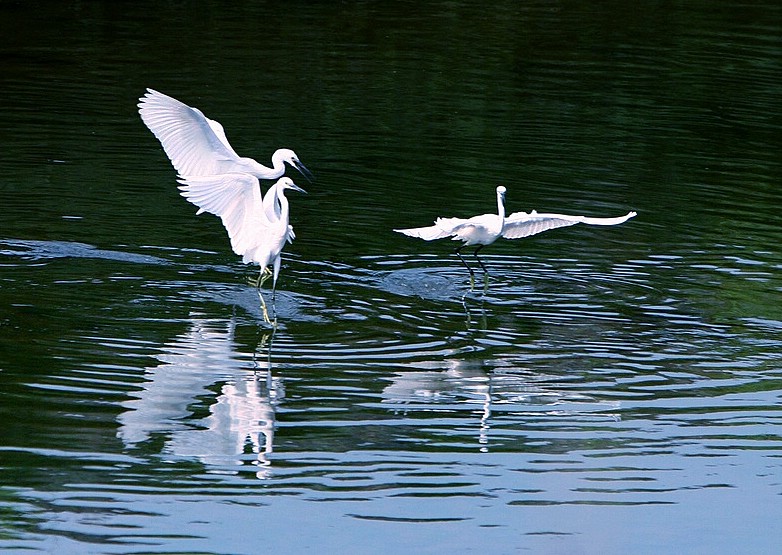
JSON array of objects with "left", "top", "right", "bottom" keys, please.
[
  {"left": 117, "top": 315, "right": 281, "bottom": 474},
  {"left": 172, "top": 374, "right": 278, "bottom": 469},
  {"left": 381, "top": 360, "right": 621, "bottom": 451}
]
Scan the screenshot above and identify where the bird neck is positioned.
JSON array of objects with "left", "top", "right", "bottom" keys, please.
[
  {"left": 275, "top": 187, "right": 290, "bottom": 221},
  {"left": 239, "top": 157, "right": 269, "bottom": 173},
  {"left": 269, "top": 150, "right": 287, "bottom": 174},
  {"left": 496, "top": 193, "right": 506, "bottom": 222},
  {"left": 262, "top": 184, "right": 290, "bottom": 223}
]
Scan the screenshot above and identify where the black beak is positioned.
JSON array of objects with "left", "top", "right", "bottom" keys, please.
[
  {"left": 293, "top": 160, "right": 314, "bottom": 183},
  {"left": 289, "top": 181, "right": 307, "bottom": 194}
]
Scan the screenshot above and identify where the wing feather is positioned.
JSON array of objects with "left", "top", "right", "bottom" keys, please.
[
  {"left": 139, "top": 88, "right": 241, "bottom": 176},
  {"left": 394, "top": 217, "right": 467, "bottom": 241},
  {"left": 177, "top": 173, "right": 269, "bottom": 261},
  {"left": 502, "top": 210, "right": 636, "bottom": 240}
]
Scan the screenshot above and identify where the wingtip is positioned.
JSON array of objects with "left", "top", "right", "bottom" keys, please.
[{"left": 138, "top": 88, "right": 158, "bottom": 109}]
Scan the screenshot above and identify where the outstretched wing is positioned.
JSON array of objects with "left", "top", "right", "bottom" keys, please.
[
  {"left": 139, "top": 88, "right": 241, "bottom": 176},
  {"left": 394, "top": 217, "right": 467, "bottom": 241},
  {"left": 177, "top": 173, "right": 269, "bottom": 261},
  {"left": 502, "top": 210, "right": 637, "bottom": 240}
]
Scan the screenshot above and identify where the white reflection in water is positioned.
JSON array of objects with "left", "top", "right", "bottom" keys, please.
[
  {"left": 117, "top": 315, "right": 280, "bottom": 477},
  {"left": 381, "top": 359, "right": 620, "bottom": 452}
]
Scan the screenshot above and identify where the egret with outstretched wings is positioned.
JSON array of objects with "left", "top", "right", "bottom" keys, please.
[
  {"left": 395, "top": 186, "right": 636, "bottom": 288},
  {"left": 138, "top": 88, "right": 313, "bottom": 182},
  {"left": 177, "top": 173, "right": 306, "bottom": 323}
]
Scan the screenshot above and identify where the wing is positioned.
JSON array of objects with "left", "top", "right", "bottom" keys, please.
[
  {"left": 502, "top": 210, "right": 637, "bottom": 240},
  {"left": 394, "top": 217, "right": 467, "bottom": 241},
  {"left": 177, "top": 173, "right": 270, "bottom": 261},
  {"left": 139, "top": 88, "right": 241, "bottom": 176}
]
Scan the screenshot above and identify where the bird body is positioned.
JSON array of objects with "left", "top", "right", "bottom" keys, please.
[
  {"left": 399, "top": 187, "right": 507, "bottom": 245},
  {"left": 176, "top": 174, "right": 305, "bottom": 288},
  {"left": 138, "top": 88, "right": 312, "bottom": 181},
  {"left": 395, "top": 186, "right": 636, "bottom": 287},
  {"left": 138, "top": 88, "right": 311, "bottom": 323}
]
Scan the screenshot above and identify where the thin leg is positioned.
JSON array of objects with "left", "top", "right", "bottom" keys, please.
[
  {"left": 248, "top": 266, "right": 272, "bottom": 288},
  {"left": 253, "top": 267, "right": 275, "bottom": 326},
  {"left": 455, "top": 245, "right": 475, "bottom": 290},
  {"left": 258, "top": 289, "right": 272, "bottom": 325},
  {"left": 472, "top": 245, "right": 488, "bottom": 274},
  {"left": 269, "top": 257, "right": 282, "bottom": 323},
  {"left": 269, "top": 285, "right": 278, "bottom": 324},
  {"left": 472, "top": 245, "right": 490, "bottom": 292}
]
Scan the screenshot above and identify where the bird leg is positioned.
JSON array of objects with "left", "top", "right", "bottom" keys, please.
[
  {"left": 471, "top": 246, "right": 490, "bottom": 292},
  {"left": 257, "top": 289, "right": 278, "bottom": 327},
  {"left": 248, "top": 266, "right": 272, "bottom": 288},
  {"left": 250, "top": 267, "right": 276, "bottom": 326},
  {"left": 455, "top": 246, "right": 476, "bottom": 291}
]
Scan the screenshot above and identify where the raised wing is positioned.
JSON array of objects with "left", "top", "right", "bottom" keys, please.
[
  {"left": 394, "top": 217, "right": 467, "bottom": 241},
  {"left": 139, "top": 88, "right": 241, "bottom": 176},
  {"left": 177, "top": 173, "right": 269, "bottom": 261},
  {"left": 502, "top": 210, "right": 636, "bottom": 240}
]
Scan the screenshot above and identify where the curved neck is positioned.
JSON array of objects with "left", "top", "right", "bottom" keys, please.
[
  {"left": 496, "top": 191, "right": 506, "bottom": 222},
  {"left": 262, "top": 182, "right": 289, "bottom": 223},
  {"left": 242, "top": 154, "right": 281, "bottom": 179},
  {"left": 277, "top": 189, "right": 290, "bottom": 222},
  {"left": 242, "top": 156, "right": 273, "bottom": 174},
  {"left": 269, "top": 149, "right": 287, "bottom": 174}
]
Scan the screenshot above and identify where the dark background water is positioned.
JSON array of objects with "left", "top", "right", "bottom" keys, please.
[{"left": 2, "top": 1, "right": 781, "bottom": 553}]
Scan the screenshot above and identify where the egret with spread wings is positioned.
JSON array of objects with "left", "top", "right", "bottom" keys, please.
[
  {"left": 177, "top": 173, "right": 306, "bottom": 324},
  {"left": 138, "top": 89, "right": 312, "bottom": 324},
  {"left": 138, "top": 88, "right": 313, "bottom": 182},
  {"left": 395, "top": 186, "right": 636, "bottom": 289}
]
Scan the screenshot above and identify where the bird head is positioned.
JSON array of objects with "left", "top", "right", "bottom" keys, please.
[
  {"left": 496, "top": 185, "right": 506, "bottom": 197},
  {"left": 277, "top": 177, "right": 307, "bottom": 195},
  {"left": 276, "top": 148, "right": 314, "bottom": 183}
]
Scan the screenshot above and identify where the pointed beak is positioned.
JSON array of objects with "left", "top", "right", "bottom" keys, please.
[
  {"left": 289, "top": 181, "right": 307, "bottom": 194},
  {"left": 293, "top": 159, "right": 314, "bottom": 183}
]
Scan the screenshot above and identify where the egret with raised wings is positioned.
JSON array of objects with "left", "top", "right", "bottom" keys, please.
[
  {"left": 177, "top": 173, "right": 306, "bottom": 324},
  {"left": 138, "top": 88, "right": 313, "bottom": 182},
  {"left": 395, "top": 186, "right": 636, "bottom": 289}
]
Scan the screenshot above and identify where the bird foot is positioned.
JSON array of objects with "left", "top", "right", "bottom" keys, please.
[
  {"left": 257, "top": 290, "right": 277, "bottom": 328},
  {"left": 248, "top": 268, "right": 272, "bottom": 288}
]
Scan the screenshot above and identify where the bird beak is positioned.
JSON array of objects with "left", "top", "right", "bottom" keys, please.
[
  {"left": 289, "top": 181, "right": 307, "bottom": 194},
  {"left": 293, "top": 160, "right": 314, "bottom": 183}
]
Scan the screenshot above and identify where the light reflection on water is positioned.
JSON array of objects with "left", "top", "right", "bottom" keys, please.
[
  {"left": 2, "top": 236, "right": 781, "bottom": 552},
  {"left": 2, "top": 0, "right": 782, "bottom": 553}
]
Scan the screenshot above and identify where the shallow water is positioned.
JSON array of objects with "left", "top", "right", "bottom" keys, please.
[{"left": 2, "top": 1, "right": 782, "bottom": 553}]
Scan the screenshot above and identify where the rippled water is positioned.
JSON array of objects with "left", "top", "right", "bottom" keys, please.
[{"left": 2, "top": 1, "right": 782, "bottom": 554}]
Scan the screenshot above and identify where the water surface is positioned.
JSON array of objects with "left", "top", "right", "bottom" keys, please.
[{"left": 1, "top": 1, "right": 781, "bottom": 553}]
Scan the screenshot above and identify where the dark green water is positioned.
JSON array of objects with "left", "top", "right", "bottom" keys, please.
[{"left": 2, "top": 2, "right": 781, "bottom": 553}]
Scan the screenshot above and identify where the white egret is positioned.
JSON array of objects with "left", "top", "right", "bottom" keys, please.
[
  {"left": 138, "top": 88, "right": 313, "bottom": 182},
  {"left": 177, "top": 173, "right": 306, "bottom": 324},
  {"left": 395, "top": 186, "right": 636, "bottom": 289}
]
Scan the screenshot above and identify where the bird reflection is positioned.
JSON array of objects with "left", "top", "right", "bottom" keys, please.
[
  {"left": 381, "top": 360, "right": 619, "bottom": 452},
  {"left": 117, "top": 314, "right": 281, "bottom": 478},
  {"left": 381, "top": 360, "right": 494, "bottom": 451},
  {"left": 461, "top": 291, "right": 488, "bottom": 330}
]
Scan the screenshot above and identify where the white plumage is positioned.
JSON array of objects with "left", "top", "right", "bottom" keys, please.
[
  {"left": 138, "top": 88, "right": 312, "bottom": 181},
  {"left": 137, "top": 88, "right": 311, "bottom": 323},
  {"left": 177, "top": 174, "right": 305, "bottom": 321},
  {"left": 395, "top": 185, "right": 636, "bottom": 284}
]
